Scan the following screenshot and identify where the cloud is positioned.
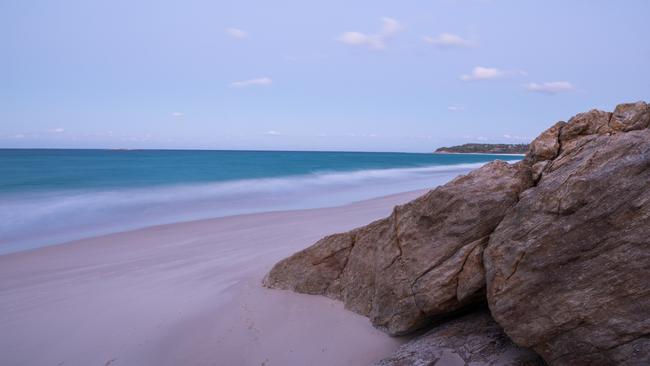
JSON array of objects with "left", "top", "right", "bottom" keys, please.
[
  {"left": 380, "top": 17, "right": 401, "bottom": 36},
  {"left": 230, "top": 77, "right": 272, "bottom": 88},
  {"left": 339, "top": 32, "right": 380, "bottom": 48},
  {"left": 524, "top": 81, "right": 575, "bottom": 94},
  {"left": 171, "top": 112, "right": 183, "bottom": 117},
  {"left": 424, "top": 33, "right": 474, "bottom": 48},
  {"left": 462, "top": 135, "right": 489, "bottom": 141},
  {"left": 226, "top": 28, "right": 248, "bottom": 39},
  {"left": 49, "top": 127, "right": 65, "bottom": 133},
  {"left": 460, "top": 67, "right": 504, "bottom": 81},
  {"left": 338, "top": 17, "right": 401, "bottom": 50},
  {"left": 460, "top": 66, "right": 526, "bottom": 81},
  {"left": 264, "top": 130, "right": 283, "bottom": 136},
  {"left": 448, "top": 105, "right": 465, "bottom": 112},
  {"left": 502, "top": 134, "right": 531, "bottom": 141}
]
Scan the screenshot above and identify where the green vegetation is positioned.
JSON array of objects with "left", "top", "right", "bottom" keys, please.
[{"left": 435, "top": 143, "right": 529, "bottom": 154}]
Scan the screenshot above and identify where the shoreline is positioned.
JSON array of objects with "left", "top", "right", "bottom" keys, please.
[
  {"left": 1, "top": 159, "right": 498, "bottom": 255},
  {"left": 1, "top": 188, "right": 434, "bottom": 257},
  {"left": 0, "top": 188, "right": 429, "bottom": 366}
]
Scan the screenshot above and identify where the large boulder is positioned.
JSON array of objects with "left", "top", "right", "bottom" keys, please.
[
  {"left": 373, "top": 310, "right": 545, "bottom": 366},
  {"left": 264, "top": 101, "right": 650, "bottom": 365},
  {"left": 264, "top": 160, "right": 533, "bottom": 335},
  {"left": 485, "top": 101, "right": 650, "bottom": 365}
]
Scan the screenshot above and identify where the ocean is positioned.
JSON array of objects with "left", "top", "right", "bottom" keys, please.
[{"left": 0, "top": 149, "right": 521, "bottom": 254}]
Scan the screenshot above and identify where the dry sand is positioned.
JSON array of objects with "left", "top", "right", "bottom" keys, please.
[{"left": 0, "top": 190, "right": 426, "bottom": 366}]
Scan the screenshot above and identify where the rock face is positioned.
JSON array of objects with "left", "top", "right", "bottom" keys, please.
[
  {"left": 485, "top": 102, "right": 650, "bottom": 365},
  {"left": 264, "top": 160, "right": 533, "bottom": 335},
  {"left": 373, "top": 310, "right": 544, "bottom": 366},
  {"left": 264, "top": 101, "right": 650, "bottom": 365}
]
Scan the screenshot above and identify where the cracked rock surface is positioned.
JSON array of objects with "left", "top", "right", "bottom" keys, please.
[
  {"left": 373, "top": 310, "right": 544, "bottom": 366},
  {"left": 485, "top": 101, "right": 650, "bottom": 365},
  {"left": 263, "top": 101, "right": 650, "bottom": 365},
  {"left": 264, "top": 160, "right": 532, "bottom": 335}
]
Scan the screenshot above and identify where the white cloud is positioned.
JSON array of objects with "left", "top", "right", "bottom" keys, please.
[
  {"left": 380, "top": 17, "right": 401, "bottom": 36},
  {"left": 171, "top": 112, "right": 183, "bottom": 117},
  {"left": 230, "top": 77, "right": 273, "bottom": 88},
  {"left": 502, "top": 134, "right": 530, "bottom": 141},
  {"left": 448, "top": 105, "right": 465, "bottom": 112},
  {"left": 525, "top": 81, "right": 575, "bottom": 94},
  {"left": 338, "top": 17, "right": 401, "bottom": 50},
  {"left": 49, "top": 127, "right": 65, "bottom": 133},
  {"left": 264, "top": 130, "right": 283, "bottom": 136},
  {"left": 460, "top": 66, "right": 504, "bottom": 81},
  {"left": 339, "top": 32, "right": 385, "bottom": 49},
  {"left": 462, "top": 135, "right": 489, "bottom": 141},
  {"left": 460, "top": 66, "right": 526, "bottom": 81},
  {"left": 424, "top": 33, "right": 474, "bottom": 48},
  {"left": 11, "top": 134, "right": 25, "bottom": 139},
  {"left": 226, "top": 28, "right": 248, "bottom": 40}
]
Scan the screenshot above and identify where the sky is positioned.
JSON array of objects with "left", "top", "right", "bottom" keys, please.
[{"left": 1, "top": 0, "right": 649, "bottom": 152}]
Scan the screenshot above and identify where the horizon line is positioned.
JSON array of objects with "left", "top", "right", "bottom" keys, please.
[{"left": 0, "top": 145, "right": 529, "bottom": 155}]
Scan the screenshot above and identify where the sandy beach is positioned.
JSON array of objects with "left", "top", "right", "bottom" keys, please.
[
  {"left": 3, "top": 1, "right": 646, "bottom": 364},
  {"left": 0, "top": 189, "right": 427, "bottom": 366}
]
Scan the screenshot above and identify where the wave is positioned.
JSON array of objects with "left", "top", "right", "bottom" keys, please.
[{"left": 0, "top": 162, "right": 487, "bottom": 254}]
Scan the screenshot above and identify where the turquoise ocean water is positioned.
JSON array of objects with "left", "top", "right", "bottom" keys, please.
[{"left": 0, "top": 149, "right": 521, "bottom": 253}]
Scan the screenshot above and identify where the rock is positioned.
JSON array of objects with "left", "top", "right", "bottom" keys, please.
[
  {"left": 373, "top": 309, "right": 545, "bottom": 366},
  {"left": 264, "top": 160, "right": 533, "bottom": 335},
  {"left": 530, "top": 161, "right": 548, "bottom": 182},
  {"left": 527, "top": 121, "right": 564, "bottom": 164},
  {"left": 610, "top": 101, "right": 650, "bottom": 132},
  {"left": 262, "top": 230, "right": 356, "bottom": 298},
  {"left": 485, "top": 103, "right": 650, "bottom": 365},
  {"left": 559, "top": 109, "right": 612, "bottom": 142},
  {"left": 265, "top": 101, "right": 650, "bottom": 365}
]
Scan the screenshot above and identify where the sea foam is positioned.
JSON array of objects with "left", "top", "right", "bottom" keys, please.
[{"left": 0, "top": 163, "right": 485, "bottom": 254}]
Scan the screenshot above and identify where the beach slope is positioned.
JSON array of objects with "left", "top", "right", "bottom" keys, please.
[{"left": 0, "top": 190, "right": 426, "bottom": 366}]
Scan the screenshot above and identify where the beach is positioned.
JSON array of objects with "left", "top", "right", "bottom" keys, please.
[
  {"left": 4, "top": 1, "right": 646, "bottom": 363},
  {"left": 0, "top": 189, "right": 426, "bottom": 366}
]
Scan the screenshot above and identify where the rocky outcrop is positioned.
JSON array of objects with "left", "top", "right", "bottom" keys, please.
[
  {"left": 610, "top": 101, "right": 650, "bottom": 131},
  {"left": 264, "top": 101, "right": 650, "bottom": 365},
  {"left": 485, "top": 102, "right": 650, "bottom": 365},
  {"left": 264, "top": 160, "right": 533, "bottom": 335},
  {"left": 373, "top": 310, "right": 544, "bottom": 366}
]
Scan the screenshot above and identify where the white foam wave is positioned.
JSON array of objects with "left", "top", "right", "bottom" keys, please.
[{"left": 0, "top": 163, "right": 486, "bottom": 254}]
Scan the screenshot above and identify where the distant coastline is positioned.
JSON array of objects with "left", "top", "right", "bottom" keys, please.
[
  {"left": 434, "top": 143, "right": 529, "bottom": 155},
  {"left": 433, "top": 151, "right": 526, "bottom": 156}
]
